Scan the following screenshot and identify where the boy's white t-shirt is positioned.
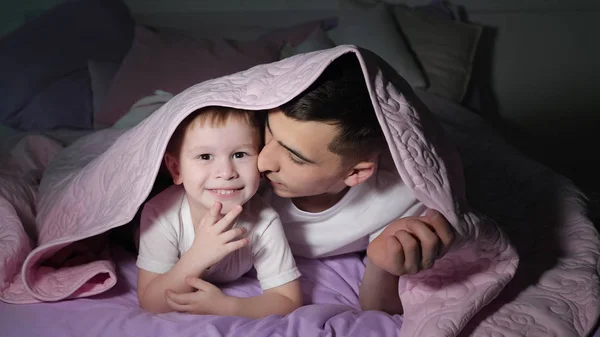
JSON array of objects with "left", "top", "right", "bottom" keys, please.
[
  {"left": 261, "top": 166, "right": 427, "bottom": 258},
  {"left": 136, "top": 185, "right": 301, "bottom": 290}
]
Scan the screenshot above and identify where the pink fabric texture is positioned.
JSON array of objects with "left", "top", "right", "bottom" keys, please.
[
  {"left": 0, "top": 45, "right": 597, "bottom": 336},
  {"left": 95, "top": 25, "right": 282, "bottom": 127}
]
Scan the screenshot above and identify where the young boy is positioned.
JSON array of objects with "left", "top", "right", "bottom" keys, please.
[{"left": 136, "top": 106, "right": 302, "bottom": 317}]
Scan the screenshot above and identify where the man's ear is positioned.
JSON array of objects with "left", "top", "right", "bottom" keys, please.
[
  {"left": 164, "top": 153, "right": 182, "bottom": 185},
  {"left": 343, "top": 160, "right": 377, "bottom": 187}
]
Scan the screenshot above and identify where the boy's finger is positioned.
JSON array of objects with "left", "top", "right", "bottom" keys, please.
[
  {"left": 185, "top": 276, "right": 210, "bottom": 291},
  {"left": 214, "top": 205, "right": 243, "bottom": 232},
  {"left": 225, "top": 237, "right": 249, "bottom": 252},
  {"left": 200, "top": 202, "right": 222, "bottom": 228},
  {"left": 219, "top": 226, "right": 247, "bottom": 243},
  {"left": 165, "top": 289, "right": 189, "bottom": 305},
  {"left": 165, "top": 291, "right": 191, "bottom": 312}
]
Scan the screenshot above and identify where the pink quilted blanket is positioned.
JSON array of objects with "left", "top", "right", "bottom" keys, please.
[{"left": 0, "top": 45, "right": 598, "bottom": 336}]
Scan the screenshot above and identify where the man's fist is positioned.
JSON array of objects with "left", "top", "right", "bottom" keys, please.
[{"left": 367, "top": 209, "right": 455, "bottom": 276}]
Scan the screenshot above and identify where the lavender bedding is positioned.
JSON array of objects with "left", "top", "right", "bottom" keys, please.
[{"left": 0, "top": 46, "right": 598, "bottom": 336}]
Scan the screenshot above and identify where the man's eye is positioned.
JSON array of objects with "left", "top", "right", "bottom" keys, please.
[
  {"left": 288, "top": 153, "right": 305, "bottom": 165},
  {"left": 198, "top": 154, "right": 212, "bottom": 160},
  {"left": 233, "top": 152, "right": 247, "bottom": 159}
]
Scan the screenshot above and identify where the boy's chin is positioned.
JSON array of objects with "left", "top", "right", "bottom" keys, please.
[
  {"left": 218, "top": 203, "right": 236, "bottom": 214},
  {"left": 210, "top": 198, "right": 248, "bottom": 214}
]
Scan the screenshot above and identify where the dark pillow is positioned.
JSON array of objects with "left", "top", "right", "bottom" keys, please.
[{"left": 0, "top": 0, "right": 134, "bottom": 131}]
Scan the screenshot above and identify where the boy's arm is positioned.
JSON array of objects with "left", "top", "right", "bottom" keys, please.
[
  {"left": 166, "top": 209, "right": 303, "bottom": 317},
  {"left": 228, "top": 279, "right": 302, "bottom": 317},
  {"left": 138, "top": 201, "right": 246, "bottom": 314},
  {"left": 137, "top": 249, "right": 210, "bottom": 314},
  {"left": 165, "top": 277, "right": 302, "bottom": 318}
]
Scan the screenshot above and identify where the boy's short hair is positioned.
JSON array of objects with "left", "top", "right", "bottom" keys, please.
[
  {"left": 166, "top": 106, "right": 262, "bottom": 156},
  {"left": 279, "top": 53, "right": 386, "bottom": 162}
]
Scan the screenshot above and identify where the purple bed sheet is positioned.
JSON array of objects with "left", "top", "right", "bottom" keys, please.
[
  {"left": 0, "top": 246, "right": 402, "bottom": 337},
  {"left": 3, "top": 245, "right": 598, "bottom": 336}
]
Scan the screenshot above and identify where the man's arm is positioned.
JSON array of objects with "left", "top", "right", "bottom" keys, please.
[
  {"left": 359, "top": 209, "right": 455, "bottom": 313},
  {"left": 360, "top": 257, "right": 403, "bottom": 314}
]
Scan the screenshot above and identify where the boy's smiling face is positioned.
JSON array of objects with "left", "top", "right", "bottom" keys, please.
[{"left": 166, "top": 117, "right": 261, "bottom": 215}]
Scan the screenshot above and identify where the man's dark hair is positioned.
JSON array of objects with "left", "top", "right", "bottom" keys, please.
[{"left": 280, "top": 53, "right": 386, "bottom": 161}]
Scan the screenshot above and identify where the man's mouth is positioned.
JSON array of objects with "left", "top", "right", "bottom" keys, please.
[
  {"left": 265, "top": 174, "right": 280, "bottom": 184},
  {"left": 267, "top": 177, "right": 283, "bottom": 187}
]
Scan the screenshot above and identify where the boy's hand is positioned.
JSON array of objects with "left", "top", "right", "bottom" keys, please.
[
  {"left": 165, "top": 277, "right": 232, "bottom": 315},
  {"left": 366, "top": 209, "right": 455, "bottom": 276},
  {"left": 190, "top": 202, "right": 248, "bottom": 270}
]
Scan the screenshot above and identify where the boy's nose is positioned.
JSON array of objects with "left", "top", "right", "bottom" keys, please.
[{"left": 216, "top": 160, "right": 238, "bottom": 180}]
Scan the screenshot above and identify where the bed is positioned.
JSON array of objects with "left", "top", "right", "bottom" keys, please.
[{"left": 1, "top": 0, "right": 598, "bottom": 336}]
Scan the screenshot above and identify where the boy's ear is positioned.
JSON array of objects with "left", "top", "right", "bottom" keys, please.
[
  {"left": 343, "top": 160, "right": 377, "bottom": 187},
  {"left": 164, "top": 153, "right": 182, "bottom": 185}
]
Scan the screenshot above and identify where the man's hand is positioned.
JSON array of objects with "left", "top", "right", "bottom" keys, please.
[
  {"left": 189, "top": 202, "right": 248, "bottom": 270},
  {"left": 367, "top": 209, "right": 455, "bottom": 276},
  {"left": 165, "top": 277, "right": 232, "bottom": 315}
]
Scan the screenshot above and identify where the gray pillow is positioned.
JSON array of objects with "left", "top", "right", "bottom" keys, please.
[
  {"left": 88, "top": 60, "right": 121, "bottom": 127},
  {"left": 0, "top": 0, "right": 134, "bottom": 131},
  {"left": 393, "top": 5, "right": 482, "bottom": 102},
  {"left": 327, "top": 0, "right": 427, "bottom": 88}
]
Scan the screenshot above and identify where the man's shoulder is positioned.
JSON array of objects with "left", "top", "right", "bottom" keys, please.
[
  {"left": 373, "top": 151, "right": 409, "bottom": 187},
  {"left": 356, "top": 166, "right": 418, "bottom": 210},
  {"left": 243, "top": 194, "right": 279, "bottom": 224},
  {"left": 363, "top": 166, "right": 403, "bottom": 193}
]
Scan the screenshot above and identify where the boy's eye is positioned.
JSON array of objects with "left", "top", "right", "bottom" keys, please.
[
  {"left": 233, "top": 152, "right": 246, "bottom": 159},
  {"left": 198, "top": 154, "right": 212, "bottom": 160}
]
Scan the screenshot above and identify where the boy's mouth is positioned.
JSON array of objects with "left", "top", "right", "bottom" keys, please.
[{"left": 208, "top": 188, "right": 243, "bottom": 196}]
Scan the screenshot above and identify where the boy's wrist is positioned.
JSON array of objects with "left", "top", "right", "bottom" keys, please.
[
  {"left": 180, "top": 247, "right": 212, "bottom": 275},
  {"left": 215, "top": 295, "right": 238, "bottom": 316}
]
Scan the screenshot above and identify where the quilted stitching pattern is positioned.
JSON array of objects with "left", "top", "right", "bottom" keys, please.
[
  {"left": 0, "top": 45, "right": 597, "bottom": 337},
  {"left": 0, "top": 135, "right": 62, "bottom": 303},
  {"left": 428, "top": 97, "right": 600, "bottom": 336}
]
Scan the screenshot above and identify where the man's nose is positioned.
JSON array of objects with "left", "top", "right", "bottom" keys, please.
[
  {"left": 257, "top": 139, "right": 279, "bottom": 173},
  {"left": 215, "top": 158, "right": 238, "bottom": 180}
]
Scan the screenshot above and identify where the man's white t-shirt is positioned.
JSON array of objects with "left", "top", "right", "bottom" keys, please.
[
  {"left": 261, "top": 167, "right": 426, "bottom": 258},
  {"left": 136, "top": 185, "right": 301, "bottom": 290}
]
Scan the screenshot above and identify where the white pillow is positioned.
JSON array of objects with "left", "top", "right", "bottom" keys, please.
[
  {"left": 328, "top": 0, "right": 427, "bottom": 88},
  {"left": 112, "top": 90, "right": 174, "bottom": 129}
]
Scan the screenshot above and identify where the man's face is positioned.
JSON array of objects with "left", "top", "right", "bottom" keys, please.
[{"left": 257, "top": 109, "right": 352, "bottom": 199}]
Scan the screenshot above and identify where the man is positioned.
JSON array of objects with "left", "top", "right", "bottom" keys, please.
[{"left": 167, "top": 53, "right": 455, "bottom": 315}]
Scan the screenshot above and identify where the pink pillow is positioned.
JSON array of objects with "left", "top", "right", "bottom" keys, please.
[{"left": 96, "top": 25, "right": 282, "bottom": 127}]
